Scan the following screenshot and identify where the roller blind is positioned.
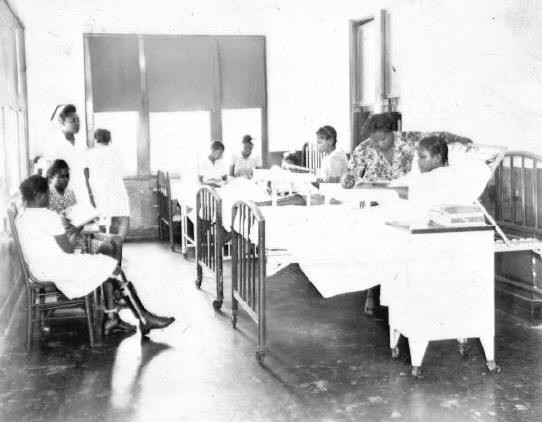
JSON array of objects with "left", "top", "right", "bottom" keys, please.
[
  {"left": 145, "top": 37, "right": 216, "bottom": 112},
  {"left": 88, "top": 36, "right": 140, "bottom": 112},
  {"left": 0, "top": 1, "right": 18, "bottom": 108},
  {"left": 217, "top": 36, "right": 266, "bottom": 109}
]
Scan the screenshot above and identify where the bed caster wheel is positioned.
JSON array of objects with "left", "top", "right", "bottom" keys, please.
[
  {"left": 182, "top": 252, "right": 188, "bottom": 260},
  {"left": 231, "top": 315, "right": 237, "bottom": 329},
  {"left": 212, "top": 300, "right": 223, "bottom": 311},
  {"left": 411, "top": 366, "right": 423, "bottom": 378},
  {"left": 391, "top": 347, "right": 400, "bottom": 360},
  {"left": 195, "top": 279, "right": 202, "bottom": 289},
  {"left": 486, "top": 361, "right": 501, "bottom": 374},
  {"left": 255, "top": 351, "right": 265, "bottom": 365}
]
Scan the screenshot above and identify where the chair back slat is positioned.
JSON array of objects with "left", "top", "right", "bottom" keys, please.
[{"left": 6, "top": 203, "right": 32, "bottom": 284}]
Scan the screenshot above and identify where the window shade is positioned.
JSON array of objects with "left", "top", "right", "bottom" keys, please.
[
  {"left": 217, "top": 36, "right": 266, "bottom": 109},
  {"left": 0, "top": 1, "right": 18, "bottom": 108},
  {"left": 88, "top": 36, "right": 140, "bottom": 112},
  {"left": 145, "top": 37, "right": 215, "bottom": 112}
]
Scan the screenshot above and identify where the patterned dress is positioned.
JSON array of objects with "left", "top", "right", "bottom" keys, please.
[
  {"left": 347, "top": 131, "right": 468, "bottom": 183},
  {"left": 48, "top": 185, "right": 109, "bottom": 254}
]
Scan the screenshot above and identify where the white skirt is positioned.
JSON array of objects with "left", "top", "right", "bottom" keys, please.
[{"left": 32, "top": 253, "right": 118, "bottom": 299}]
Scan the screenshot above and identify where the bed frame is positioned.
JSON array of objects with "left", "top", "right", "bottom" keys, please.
[
  {"left": 301, "top": 141, "right": 324, "bottom": 173},
  {"left": 230, "top": 200, "right": 267, "bottom": 364},
  {"left": 491, "top": 151, "right": 542, "bottom": 320},
  {"left": 194, "top": 186, "right": 225, "bottom": 310},
  {"left": 156, "top": 170, "right": 175, "bottom": 250}
]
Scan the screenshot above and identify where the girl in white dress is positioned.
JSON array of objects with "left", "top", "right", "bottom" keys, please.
[
  {"left": 315, "top": 125, "right": 348, "bottom": 183},
  {"left": 86, "top": 129, "right": 131, "bottom": 238},
  {"left": 17, "top": 175, "right": 174, "bottom": 337}
]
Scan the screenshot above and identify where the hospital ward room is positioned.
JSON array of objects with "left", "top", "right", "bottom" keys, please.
[{"left": 3, "top": 1, "right": 542, "bottom": 422}]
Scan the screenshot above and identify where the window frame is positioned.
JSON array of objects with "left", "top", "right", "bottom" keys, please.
[
  {"left": 83, "top": 33, "right": 269, "bottom": 179},
  {"left": 0, "top": 0, "right": 29, "bottom": 204}
]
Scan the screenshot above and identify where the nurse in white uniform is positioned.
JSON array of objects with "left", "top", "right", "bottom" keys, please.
[
  {"left": 315, "top": 125, "right": 348, "bottom": 183},
  {"left": 35, "top": 104, "right": 90, "bottom": 206}
]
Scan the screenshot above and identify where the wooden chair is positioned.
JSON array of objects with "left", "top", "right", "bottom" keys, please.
[
  {"left": 156, "top": 170, "right": 175, "bottom": 250},
  {"left": 7, "top": 203, "right": 96, "bottom": 351}
]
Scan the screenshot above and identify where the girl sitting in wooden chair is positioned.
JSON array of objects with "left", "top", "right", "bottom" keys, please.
[{"left": 16, "top": 175, "right": 175, "bottom": 336}]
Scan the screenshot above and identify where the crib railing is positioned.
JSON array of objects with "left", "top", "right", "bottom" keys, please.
[
  {"left": 195, "top": 186, "right": 224, "bottom": 310},
  {"left": 156, "top": 170, "right": 174, "bottom": 249},
  {"left": 302, "top": 141, "right": 324, "bottom": 173},
  {"left": 231, "top": 200, "right": 266, "bottom": 364},
  {"left": 493, "top": 151, "right": 542, "bottom": 238}
]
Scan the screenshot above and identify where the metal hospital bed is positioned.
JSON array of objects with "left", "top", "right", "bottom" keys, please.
[
  {"left": 229, "top": 143, "right": 542, "bottom": 377},
  {"left": 156, "top": 170, "right": 177, "bottom": 250},
  {"left": 301, "top": 140, "right": 324, "bottom": 173},
  {"left": 490, "top": 151, "right": 542, "bottom": 319},
  {"left": 172, "top": 173, "right": 316, "bottom": 312}
]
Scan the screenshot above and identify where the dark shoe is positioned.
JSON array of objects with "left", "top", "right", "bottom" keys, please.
[
  {"left": 139, "top": 314, "right": 175, "bottom": 336},
  {"left": 103, "top": 317, "right": 137, "bottom": 335}
]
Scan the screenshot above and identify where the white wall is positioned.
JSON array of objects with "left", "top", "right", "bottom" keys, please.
[
  {"left": 10, "top": 0, "right": 542, "bottom": 156},
  {"left": 391, "top": 0, "right": 542, "bottom": 154}
]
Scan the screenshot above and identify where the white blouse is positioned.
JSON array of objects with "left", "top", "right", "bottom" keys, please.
[
  {"left": 85, "top": 144, "right": 130, "bottom": 217},
  {"left": 198, "top": 157, "right": 228, "bottom": 183}
]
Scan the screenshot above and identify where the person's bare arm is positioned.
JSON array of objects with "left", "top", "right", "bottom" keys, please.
[{"left": 54, "top": 233, "right": 77, "bottom": 254}]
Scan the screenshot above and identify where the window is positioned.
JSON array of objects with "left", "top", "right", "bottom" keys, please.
[
  {"left": 0, "top": 0, "right": 28, "bottom": 204},
  {"left": 149, "top": 111, "right": 210, "bottom": 176},
  {"left": 221, "top": 108, "right": 262, "bottom": 161},
  {"left": 93, "top": 112, "right": 138, "bottom": 176},
  {"left": 84, "top": 34, "right": 268, "bottom": 178}
]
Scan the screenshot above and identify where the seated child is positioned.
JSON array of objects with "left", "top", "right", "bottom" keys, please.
[
  {"left": 16, "top": 175, "right": 174, "bottom": 336},
  {"left": 47, "top": 159, "right": 122, "bottom": 263}
]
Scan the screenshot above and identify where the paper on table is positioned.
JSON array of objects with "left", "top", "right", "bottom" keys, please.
[{"left": 65, "top": 204, "right": 99, "bottom": 227}]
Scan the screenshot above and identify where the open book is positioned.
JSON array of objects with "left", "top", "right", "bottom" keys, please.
[{"left": 64, "top": 203, "right": 100, "bottom": 227}]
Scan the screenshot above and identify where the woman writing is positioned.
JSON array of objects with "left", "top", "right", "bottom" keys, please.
[{"left": 342, "top": 113, "right": 472, "bottom": 188}]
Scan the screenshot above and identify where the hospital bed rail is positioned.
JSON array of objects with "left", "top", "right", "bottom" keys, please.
[
  {"left": 301, "top": 141, "right": 324, "bottom": 173},
  {"left": 195, "top": 186, "right": 225, "bottom": 310},
  {"left": 489, "top": 151, "right": 542, "bottom": 319},
  {"left": 230, "top": 200, "right": 266, "bottom": 364},
  {"left": 156, "top": 170, "right": 175, "bottom": 250}
]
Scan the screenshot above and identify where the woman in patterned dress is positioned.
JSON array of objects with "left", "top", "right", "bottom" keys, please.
[{"left": 342, "top": 113, "right": 472, "bottom": 188}]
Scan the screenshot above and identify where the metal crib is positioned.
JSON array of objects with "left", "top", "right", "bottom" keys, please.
[{"left": 230, "top": 200, "right": 267, "bottom": 364}]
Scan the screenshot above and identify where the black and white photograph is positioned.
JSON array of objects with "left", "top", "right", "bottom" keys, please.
[{"left": 1, "top": 0, "right": 542, "bottom": 421}]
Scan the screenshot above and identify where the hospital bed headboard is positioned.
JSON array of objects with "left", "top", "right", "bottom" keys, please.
[
  {"left": 301, "top": 141, "right": 324, "bottom": 173},
  {"left": 491, "top": 150, "right": 542, "bottom": 238}
]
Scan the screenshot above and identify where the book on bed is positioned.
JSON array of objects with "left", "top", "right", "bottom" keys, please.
[
  {"left": 428, "top": 204, "right": 486, "bottom": 227},
  {"left": 64, "top": 204, "right": 100, "bottom": 227}
]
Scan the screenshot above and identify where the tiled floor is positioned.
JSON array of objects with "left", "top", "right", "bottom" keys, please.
[{"left": 0, "top": 242, "right": 541, "bottom": 421}]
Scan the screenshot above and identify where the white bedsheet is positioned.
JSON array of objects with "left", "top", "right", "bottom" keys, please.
[
  {"left": 170, "top": 178, "right": 273, "bottom": 226},
  {"left": 242, "top": 204, "right": 409, "bottom": 298}
]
